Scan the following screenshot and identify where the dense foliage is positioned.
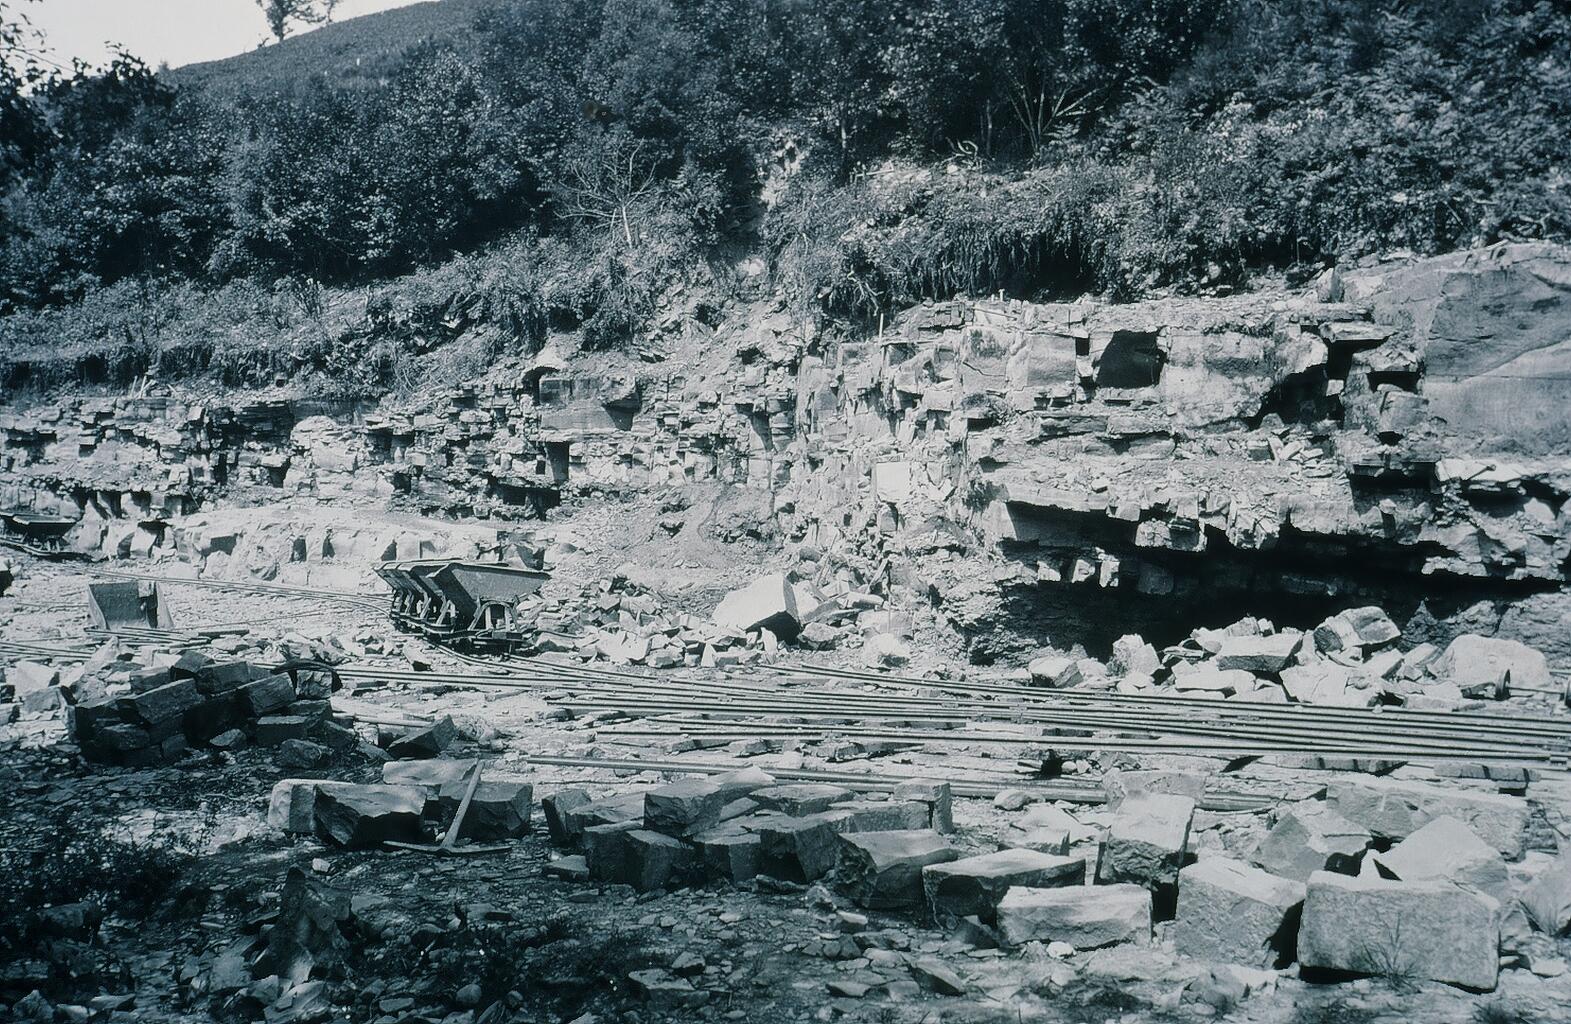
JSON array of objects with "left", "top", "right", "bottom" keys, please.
[{"left": 1, "top": 0, "right": 1568, "bottom": 354}]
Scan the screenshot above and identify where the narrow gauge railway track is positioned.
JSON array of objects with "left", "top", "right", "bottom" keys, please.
[{"left": 339, "top": 653, "right": 1571, "bottom": 772}]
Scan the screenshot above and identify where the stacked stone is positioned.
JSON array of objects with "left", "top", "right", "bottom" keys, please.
[
  {"left": 538, "top": 774, "right": 956, "bottom": 895},
  {"left": 69, "top": 653, "right": 347, "bottom": 766}
]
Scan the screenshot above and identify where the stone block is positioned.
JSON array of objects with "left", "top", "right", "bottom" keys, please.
[
  {"left": 563, "top": 791, "right": 646, "bottom": 834},
  {"left": 623, "top": 829, "right": 699, "bottom": 891},
  {"left": 923, "top": 849, "right": 1084, "bottom": 925},
  {"left": 839, "top": 799, "right": 930, "bottom": 832},
  {"left": 1214, "top": 632, "right": 1302, "bottom": 673},
  {"left": 1297, "top": 871, "right": 1500, "bottom": 990},
  {"left": 387, "top": 715, "right": 456, "bottom": 759},
  {"left": 435, "top": 780, "right": 533, "bottom": 841},
  {"left": 1372, "top": 816, "right": 1510, "bottom": 905},
  {"left": 711, "top": 573, "right": 799, "bottom": 636},
  {"left": 756, "top": 809, "right": 858, "bottom": 882},
  {"left": 644, "top": 779, "right": 730, "bottom": 837},
  {"left": 692, "top": 823, "right": 761, "bottom": 883},
  {"left": 255, "top": 715, "right": 313, "bottom": 746},
  {"left": 1175, "top": 857, "right": 1305, "bottom": 968},
  {"left": 1520, "top": 852, "right": 1571, "bottom": 935},
  {"left": 542, "top": 788, "right": 593, "bottom": 844},
  {"left": 1095, "top": 793, "right": 1194, "bottom": 912},
  {"left": 1250, "top": 802, "right": 1370, "bottom": 882},
  {"left": 584, "top": 821, "right": 641, "bottom": 883},
  {"left": 124, "top": 679, "right": 201, "bottom": 726},
  {"left": 750, "top": 784, "right": 855, "bottom": 816},
  {"left": 312, "top": 784, "right": 426, "bottom": 848},
  {"left": 1326, "top": 776, "right": 1529, "bottom": 858},
  {"left": 237, "top": 674, "right": 297, "bottom": 716},
  {"left": 1437, "top": 634, "right": 1551, "bottom": 694},
  {"left": 997, "top": 884, "right": 1152, "bottom": 948},
  {"left": 891, "top": 779, "right": 953, "bottom": 832},
  {"left": 836, "top": 830, "right": 958, "bottom": 910}
]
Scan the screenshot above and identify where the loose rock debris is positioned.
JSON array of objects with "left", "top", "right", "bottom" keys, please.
[{"left": 3, "top": 572, "right": 1571, "bottom": 1024}]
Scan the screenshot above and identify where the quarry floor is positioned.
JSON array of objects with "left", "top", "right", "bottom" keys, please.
[{"left": 3, "top": 499, "right": 1571, "bottom": 1024}]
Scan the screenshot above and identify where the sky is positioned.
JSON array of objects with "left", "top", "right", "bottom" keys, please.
[{"left": 20, "top": 0, "right": 430, "bottom": 72}]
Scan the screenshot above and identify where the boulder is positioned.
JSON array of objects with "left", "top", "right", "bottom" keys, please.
[
  {"left": 237, "top": 674, "right": 297, "bottom": 716},
  {"left": 1175, "top": 857, "right": 1305, "bottom": 968},
  {"left": 1250, "top": 802, "right": 1370, "bottom": 882},
  {"left": 711, "top": 573, "right": 800, "bottom": 637},
  {"left": 1314, "top": 607, "right": 1400, "bottom": 653},
  {"left": 837, "top": 830, "right": 958, "bottom": 910},
  {"left": 1279, "top": 663, "right": 1376, "bottom": 707},
  {"left": 1372, "top": 816, "right": 1510, "bottom": 905},
  {"left": 923, "top": 849, "right": 1084, "bottom": 926},
  {"left": 1095, "top": 793, "right": 1195, "bottom": 912},
  {"left": 997, "top": 884, "right": 1152, "bottom": 949},
  {"left": 1297, "top": 871, "right": 1501, "bottom": 990},
  {"left": 313, "top": 784, "right": 426, "bottom": 847},
  {"left": 1327, "top": 776, "right": 1529, "bottom": 858}
]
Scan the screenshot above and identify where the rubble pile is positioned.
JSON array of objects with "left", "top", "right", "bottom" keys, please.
[{"left": 1021, "top": 605, "right": 1559, "bottom": 716}]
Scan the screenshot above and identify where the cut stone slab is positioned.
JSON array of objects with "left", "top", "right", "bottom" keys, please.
[
  {"left": 1250, "top": 802, "right": 1371, "bottom": 882},
  {"left": 1327, "top": 776, "right": 1529, "bottom": 858},
  {"left": 751, "top": 784, "right": 856, "bottom": 816},
  {"left": 563, "top": 791, "right": 646, "bottom": 834},
  {"left": 543, "top": 855, "right": 589, "bottom": 882},
  {"left": 909, "top": 958, "right": 967, "bottom": 995},
  {"left": 1095, "top": 793, "right": 1195, "bottom": 910},
  {"left": 711, "top": 573, "right": 800, "bottom": 637},
  {"left": 1172, "top": 667, "right": 1254, "bottom": 694},
  {"left": 997, "top": 883, "right": 1152, "bottom": 949},
  {"left": 644, "top": 779, "right": 730, "bottom": 837},
  {"left": 1372, "top": 816, "right": 1510, "bottom": 905},
  {"left": 542, "top": 788, "right": 593, "bottom": 844},
  {"left": 837, "top": 830, "right": 958, "bottom": 910},
  {"left": 1176, "top": 857, "right": 1306, "bottom": 968},
  {"left": 1103, "top": 769, "right": 1206, "bottom": 807},
  {"left": 124, "top": 679, "right": 201, "bottom": 726},
  {"left": 312, "top": 784, "right": 426, "bottom": 848},
  {"left": 1003, "top": 828, "right": 1070, "bottom": 856},
  {"left": 387, "top": 715, "right": 456, "bottom": 759},
  {"left": 1214, "top": 632, "right": 1302, "bottom": 673},
  {"left": 891, "top": 779, "right": 954, "bottom": 832},
  {"left": 1297, "top": 870, "right": 1501, "bottom": 991},
  {"left": 923, "top": 849, "right": 1084, "bottom": 926},
  {"left": 839, "top": 799, "right": 930, "bottom": 832}
]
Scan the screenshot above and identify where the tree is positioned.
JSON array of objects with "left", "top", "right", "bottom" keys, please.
[{"left": 255, "top": 0, "right": 334, "bottom": 44}]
